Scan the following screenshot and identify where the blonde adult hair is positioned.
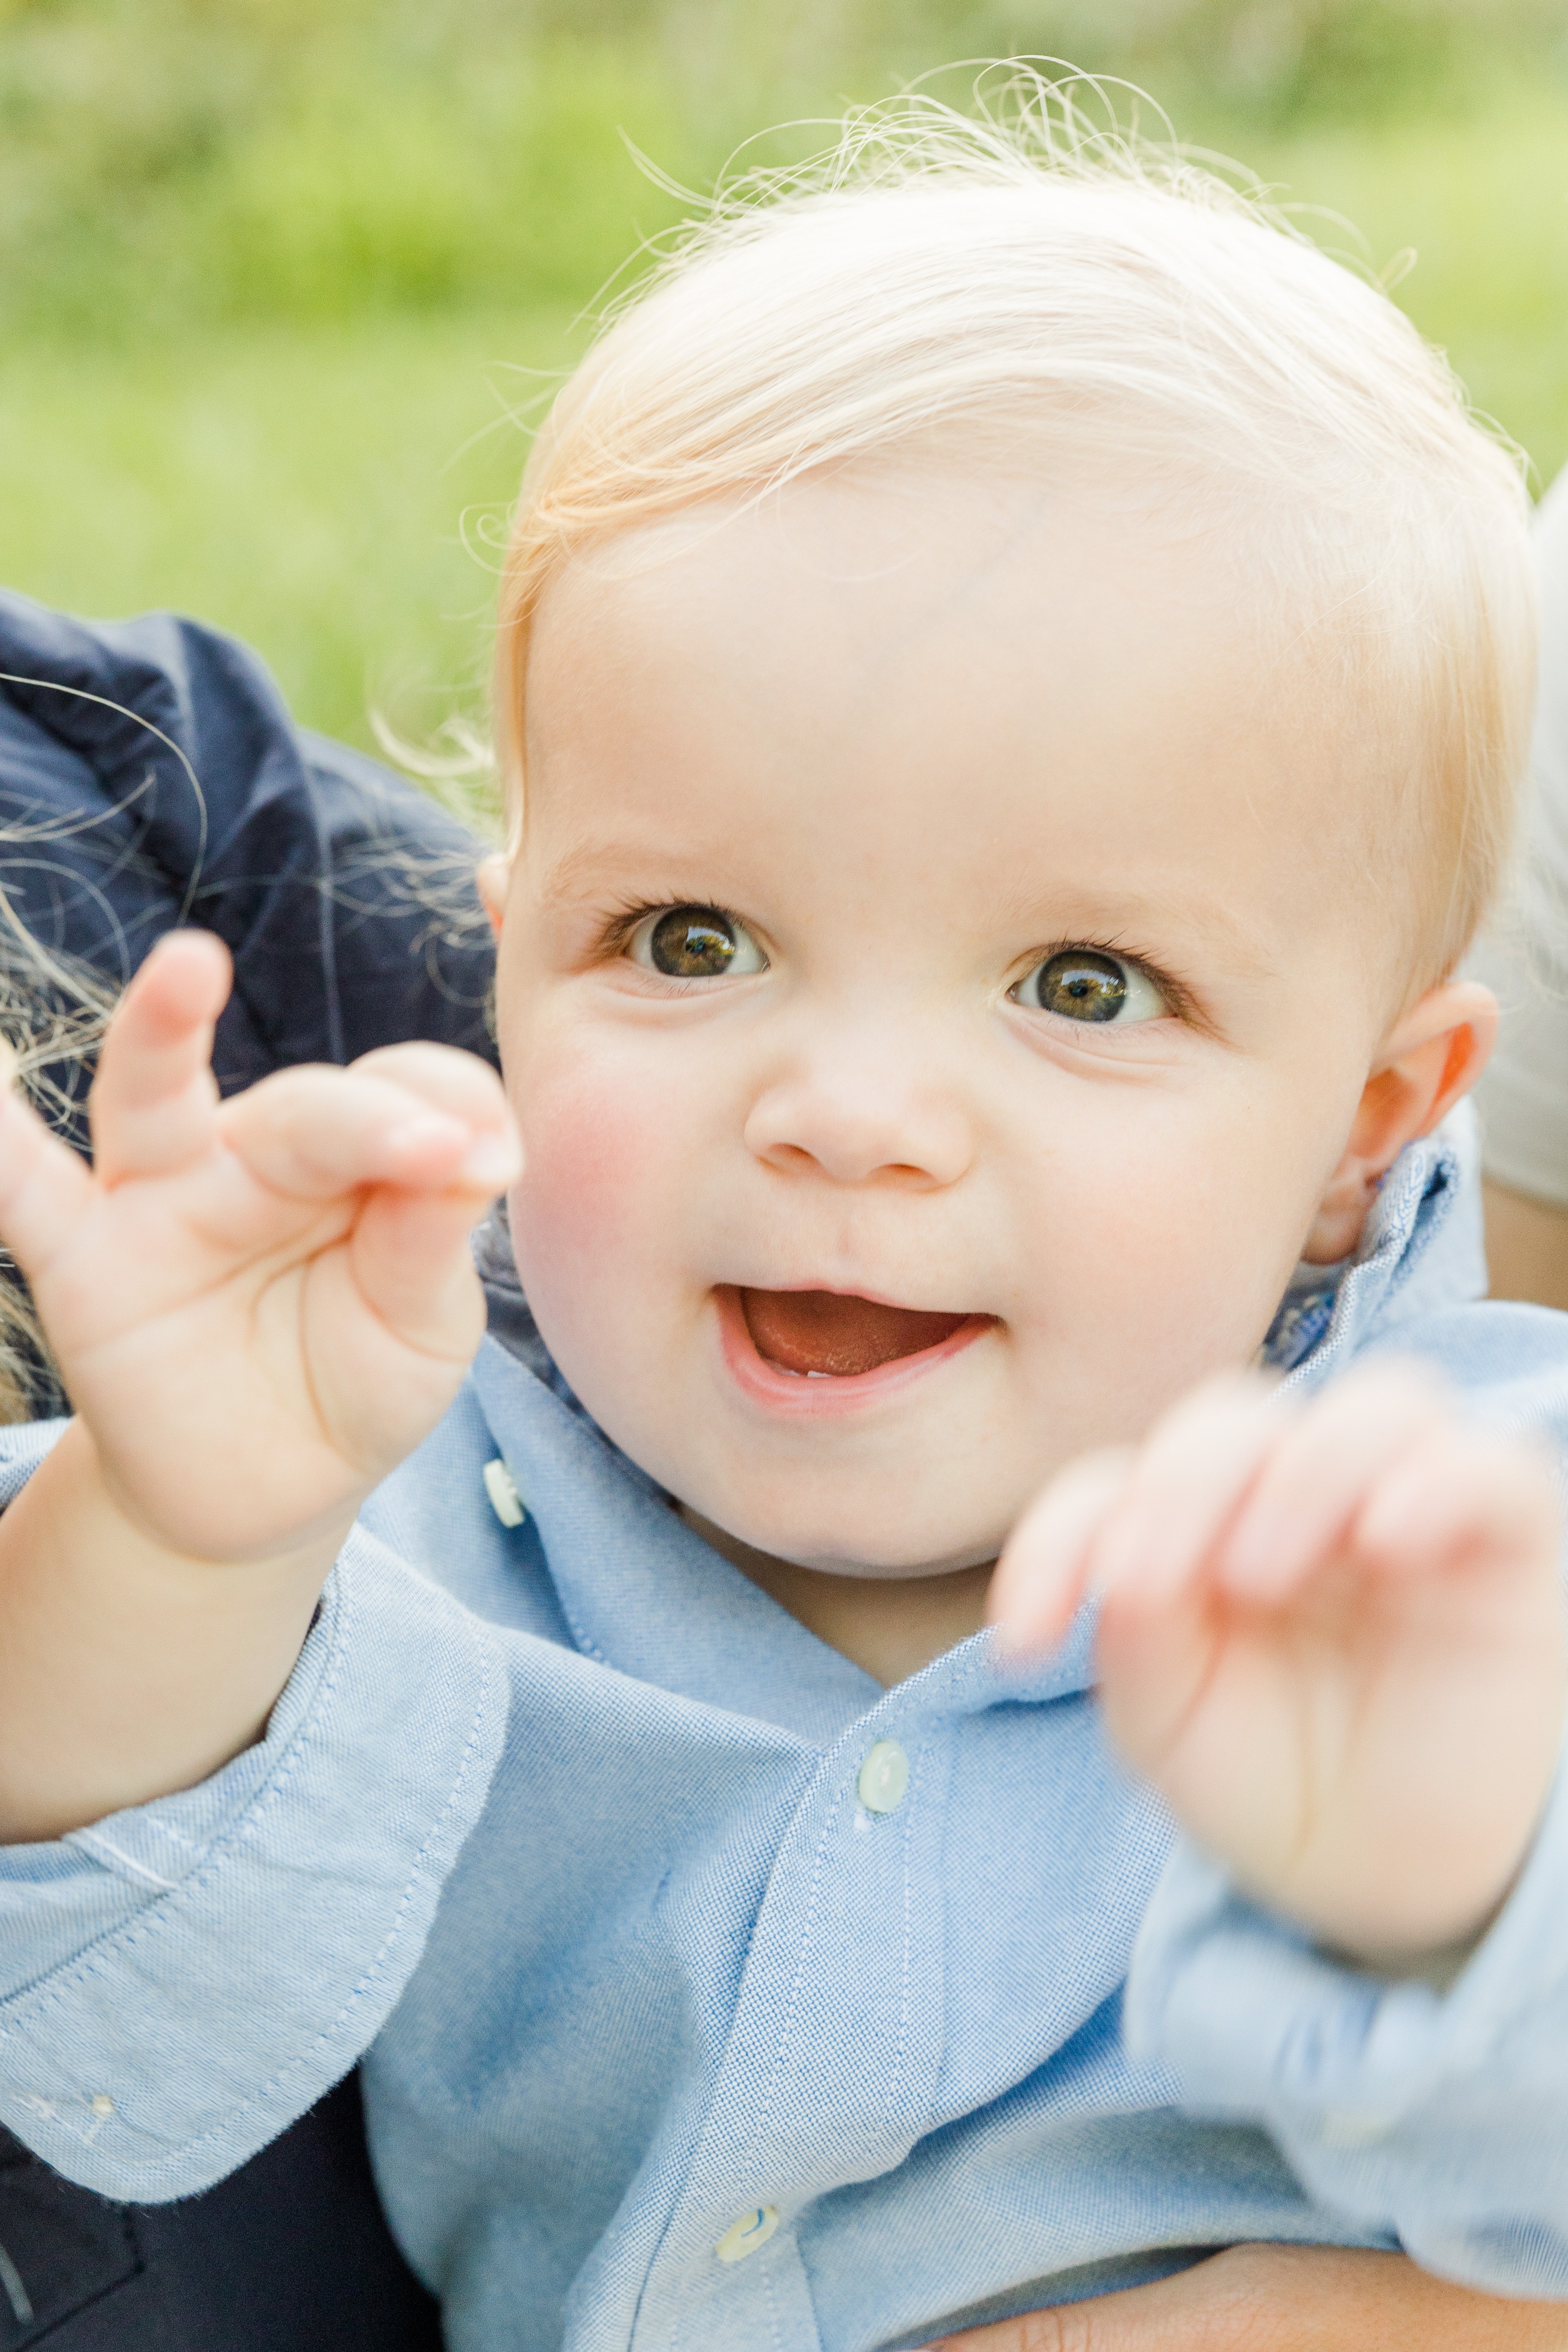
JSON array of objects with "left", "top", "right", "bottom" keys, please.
[{"left": 492, "top": 70, "right": 1534, "bottom": 993}]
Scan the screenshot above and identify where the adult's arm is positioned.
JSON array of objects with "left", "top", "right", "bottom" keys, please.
[
  {"left": 926, "top": 2244, "right": 1568, "bottom": 2350},
  {"left": 1474, "top": 470, "right": 1568, "bottom": 1305}
]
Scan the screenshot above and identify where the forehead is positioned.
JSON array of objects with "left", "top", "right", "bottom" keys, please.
[{"left": 522, "top": 469, "right": 1364, "bottom": 967}]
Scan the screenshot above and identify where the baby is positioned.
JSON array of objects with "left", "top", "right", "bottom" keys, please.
[{"left": 0, "top": 83, "right": 1565, "bottom": 2352}]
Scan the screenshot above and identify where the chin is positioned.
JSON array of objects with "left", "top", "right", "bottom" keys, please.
[{"left": 708, "top": 1492, "right": 1002, "bottom": 1580}]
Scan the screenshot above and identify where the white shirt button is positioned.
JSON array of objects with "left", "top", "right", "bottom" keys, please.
[
  {"left": 482, "top": 1459, "right": 526, "bottom": 1527},
  {"left": 715, "top": 2205, "right": 779, "bottom": 2263},
  {"left": 858, "top": 1739, "right": 909, "bottom": 1816}
]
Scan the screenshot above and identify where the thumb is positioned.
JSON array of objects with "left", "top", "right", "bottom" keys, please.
[
  {"left": 0, "top": 1043, "right": 94, "bottom": 1286},
  {"left": 88, "top": 929, "right": 228, "bottom": 1186}
]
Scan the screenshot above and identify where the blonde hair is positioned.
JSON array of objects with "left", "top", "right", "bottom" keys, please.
[
  {"left": 0, "top": 925, "right": 114, "bottom": 1423},
  {"left": 492, "top": 69, "right": 1535, "bottom": 990}
]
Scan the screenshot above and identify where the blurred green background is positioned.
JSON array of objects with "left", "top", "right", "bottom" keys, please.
[{"left": 2, "top": 0, "right": 1566, "bottom": 755}]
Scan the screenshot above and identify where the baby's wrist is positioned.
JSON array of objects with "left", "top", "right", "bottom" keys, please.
[
  {"left": 73, "top": 1412, "right": 365, "bottom": 1581},
  {"left": 0, "top": 1420, "right": 345, "bottom": 1843},
  {"left": 1284, "top": 1811, "right": 1548, "bottom": 1985}
]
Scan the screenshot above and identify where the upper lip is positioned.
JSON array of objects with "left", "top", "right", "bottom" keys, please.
[{"left": 721, "top": 1279, "right": 988, "bottom": 1317}]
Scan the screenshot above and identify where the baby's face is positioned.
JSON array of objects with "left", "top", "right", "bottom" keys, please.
[{"left": 491, "top": 469, "right": 1403, "bottom": 1578}]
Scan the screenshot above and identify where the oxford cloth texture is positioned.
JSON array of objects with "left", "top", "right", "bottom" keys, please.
[{"left": 1, "top": 1127, "right": 1567, "bottom": 2350}]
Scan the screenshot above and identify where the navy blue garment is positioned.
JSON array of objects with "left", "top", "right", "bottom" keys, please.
[
  {"left": 0, "top": 585, "right": 497, "bottom": 1154},
  {"left": 0, "top": 2078, "right": 440, "bottom": 2351},
  {"left": 0, "top": 591, "right": 493, "bottom": 2348}
]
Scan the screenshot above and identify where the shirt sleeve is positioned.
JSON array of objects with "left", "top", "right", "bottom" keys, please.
[
  {"left": 1470, "top": 469, "right": 1568, "bottom": 1210},
  {"left": 0, "top": 1430, "right": 509, "bottom": 2204},
  {"left": 1125, "top": 1730, "right": 1568, "bottom": 2295}
]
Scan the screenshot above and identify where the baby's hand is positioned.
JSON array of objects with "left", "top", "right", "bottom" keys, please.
[
  {"left": 0, "top": 930, "right": 518, "bottom": 1564},
  {"left": 991, "top": 1361, "right": 1567, "bottom": 1966}
]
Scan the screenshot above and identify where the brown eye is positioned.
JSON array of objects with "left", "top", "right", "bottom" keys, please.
[
  {"left": 1017, "top": 948, "right": 1165, "bottom": 1025},
  {"left": 628, "top": 905, "right": 766, "bottom": 980}
]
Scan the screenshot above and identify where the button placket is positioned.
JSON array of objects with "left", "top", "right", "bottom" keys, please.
[{"left": 631, "top": 1719, "right": 949, "bottom": 2351}]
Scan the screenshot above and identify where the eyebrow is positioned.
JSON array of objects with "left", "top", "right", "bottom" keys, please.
[
  {"left": 987, "top": 880, "right": 1281, "bottom": 978},
  {"left": 534, "top": 838, "right": 752, "bottom": 912}
]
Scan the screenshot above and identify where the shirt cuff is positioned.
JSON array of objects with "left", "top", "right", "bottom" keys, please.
[
  {"left": 0, "top": 1523, "right": 508, "bottom": 2201},
  {"left": 1125, "top": 1730, "right": 1568, "bottom": 2294}
]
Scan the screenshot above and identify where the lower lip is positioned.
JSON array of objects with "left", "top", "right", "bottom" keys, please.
[{"left": 713, "top": 1286, "right": 995, "bottom": 1418}]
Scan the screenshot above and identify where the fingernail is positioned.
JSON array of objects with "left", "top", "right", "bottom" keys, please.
[
  {"left": 989, "top": 1593, "right": 1073, "bottom": 1667},
  {"left": 987, "top": 1617, "right": 1031, "bottom": 1668},
  {"left": 459, "top": 1135, "right": 519, "bottom": 1189},
  {"left": 388, "top": 1113, "right": 465, "bottom": 1159}
]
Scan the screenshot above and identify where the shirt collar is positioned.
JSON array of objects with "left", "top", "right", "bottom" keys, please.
[
  {"left": 1264, "top": 1118, "right": 1472, "bottom": 1391},
  {"left": 468, "top": 1338, "right": 882, "bottom": 1744},
  {"left": 468, "top": 1119, "right": 1475, "bottom": 1729}
]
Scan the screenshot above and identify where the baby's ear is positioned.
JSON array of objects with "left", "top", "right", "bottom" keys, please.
[
  {"left": 476, "top": 853, "right": 509, "bottom": 940},
  {"left": 1302, "top": 981, "right": 1498, "bottom": 1265}
]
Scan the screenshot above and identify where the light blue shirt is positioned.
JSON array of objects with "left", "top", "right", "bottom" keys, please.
[{"left": 3, "top": 1119, "right": 1568, "bottom": 2349}]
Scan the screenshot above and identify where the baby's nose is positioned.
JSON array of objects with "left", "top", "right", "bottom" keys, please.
[{"left": 742, "top": 1041, "right": 972, "bottom": 1189}]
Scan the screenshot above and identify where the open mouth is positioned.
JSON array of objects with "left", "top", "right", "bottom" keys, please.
[{"left": 735, "top": 1287, "right": 989, "bottom": 1379}]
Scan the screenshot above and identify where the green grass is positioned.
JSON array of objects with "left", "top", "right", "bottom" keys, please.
[
  {"left": 0, "top": 312, "right": 576, "bottom": 753},
  {"left": 1242, "top": 84, "right": 1568, "bottom": 489},
  {"left": 2, "top": 55, "right": 1566, "bottom": 758}
]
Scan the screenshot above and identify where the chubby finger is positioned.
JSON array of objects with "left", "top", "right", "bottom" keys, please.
[
  {"left": 350, "top": 1040, "right": 512, "bottom": 1125},
  {"left": 89, "top": 930, "right": 230, "bottom": 1185},
  {"left": 1217, "top": 1358, "right": 1451, "bottom": 1601},
  {"left": 336, "top": 1041, "right": 518, "bottom": 1188},
  {"left": 990, "top": 1447, "right": 1135, "bottom": 1657},
  {"left": 1086, "top": 1373, "right": 1286, "bottom": 1609},
  {"left": 217, "top": 1061, "right": 519, "bottom": 1205},
  {"left": 0, "top": 1048, "right": 94, "bottom": 1281},
  {"left": 346, "top": 1183, "right": 493, "bottom": 1360},
  {"left": 1354, "top": 1422, "right": 1563, "bottom": 1583}
]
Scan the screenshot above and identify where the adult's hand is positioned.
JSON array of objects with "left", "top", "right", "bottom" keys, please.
[{"left": 923, "top": 2243, "right": 1568, "bottom": 2348}]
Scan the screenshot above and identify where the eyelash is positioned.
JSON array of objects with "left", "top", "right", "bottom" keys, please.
[
  {"left": 1018, "top": 936, "right": 1192, "bottom": 1025},
  {"left": 597, "top": 897, "right": 734, "bottom": 957},
  {"left": 598, "top": 903, "right": 1195, "bottom": 1024}
]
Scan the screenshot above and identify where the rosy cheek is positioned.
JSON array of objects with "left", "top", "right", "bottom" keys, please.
[{"left": 507, "top": 1047, "right": 683, "bottom": 1299}]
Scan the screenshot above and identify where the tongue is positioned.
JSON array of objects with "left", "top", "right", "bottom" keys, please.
[{"left": 740, "top": 1288, "right": 970, "bottom": 1377}]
